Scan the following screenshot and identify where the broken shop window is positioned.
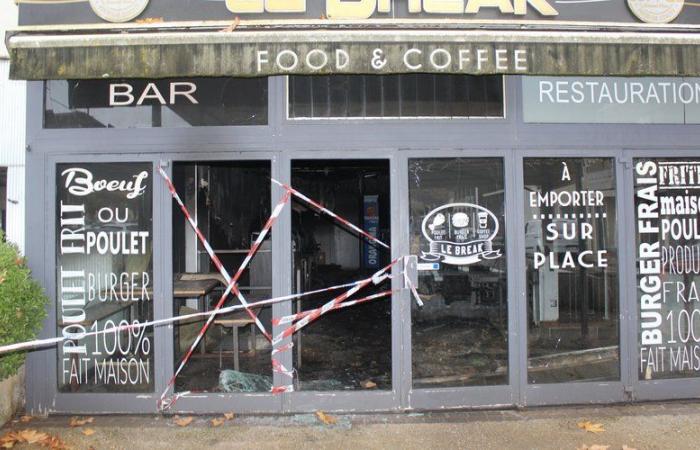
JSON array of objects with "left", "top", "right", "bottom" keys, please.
[
  {"left": 291, "top": 160, "right": 392, "bottom": 391},
  {"left": 171, "top": 161, "right": 273, "bottom": 393}
]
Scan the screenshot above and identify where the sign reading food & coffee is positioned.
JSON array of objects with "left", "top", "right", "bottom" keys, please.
[{"left": 9, "top": 0, "right": 700, "bottom": 79}]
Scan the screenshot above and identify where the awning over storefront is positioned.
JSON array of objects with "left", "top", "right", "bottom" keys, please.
[{"left": 7, "top": 22, "right": 700, "bottom": 79}]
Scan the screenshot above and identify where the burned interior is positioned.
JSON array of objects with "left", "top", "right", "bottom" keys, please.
[{"left": 171, "top": 160, "right": 393, "bottom": 393}]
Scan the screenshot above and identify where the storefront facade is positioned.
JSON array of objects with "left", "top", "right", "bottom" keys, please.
[{"left": 8, "top": 0, "right": 700, "bottom": 414}]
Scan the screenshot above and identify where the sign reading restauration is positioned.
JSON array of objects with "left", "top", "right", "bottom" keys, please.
[{"left": 523, "top": 77, "right": 700, "bottom": 124}]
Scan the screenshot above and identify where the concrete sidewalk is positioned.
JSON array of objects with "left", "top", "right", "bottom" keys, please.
[{"left": 2, "top": 401, "right": 699, "bottom": 449}]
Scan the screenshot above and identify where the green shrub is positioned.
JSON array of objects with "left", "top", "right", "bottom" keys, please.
[{"left": 0, "top": 232, "right": 48, "bottom": 381}]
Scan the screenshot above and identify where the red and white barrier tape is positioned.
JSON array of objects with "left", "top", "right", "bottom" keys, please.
[
  {"left": 264, "top": 179, "right": 393, "bottom": 397},
  {"left": 271, "top": 178, "right": 390, "bottom": 250},
  {"left": 160, "top": 200, "right": 291, "bottom": 407},
  {"left": 0, "top": 287, "right": 402, "bottom": 356},
  {"left": 158, "top": 167, "right": 291, "bottom": 408},
  {"left": 0, "top": 294, "right": 280, "bottom": 355},
  {"left": 158, "top": 166, "right": 269, "bottom": 339},
  {"left": 161, "top": 173, "right": 396, "bottom": 407},
  {"left": 2, "top": 172, "right": 400, "bottom": 408},
  {"left": 270, "top": 259, "right": 398, "bottom": 347},
  {"left": 403, "top": 269, "right": 425, "bottom": 308},
  {"left": 273, "top": 290, "right": 394, "bottom": 326}
]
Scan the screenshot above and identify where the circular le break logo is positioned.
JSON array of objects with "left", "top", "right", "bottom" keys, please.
[
  {"left": 89, "top": 0, "right": 150, "bottom": 23},
  {"left": 627, "top": 0, "right": 684, "bottom": 24},
  {"left": 420, "top": 203, "right": 502, "bottom": 266}
]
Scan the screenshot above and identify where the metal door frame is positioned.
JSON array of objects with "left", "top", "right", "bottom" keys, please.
[
  {"left": 399, "top": 148, "right": 518, "bottom": 410},
  {"left": 43, "top": 152, "right": 166, "bottom": 414},
  {"left": 622, "top": 148, "right": 700, "bottom": 403},
  {"left": 281, "top": 150, "right": 404, "bottom": 413},
  {"left": 162, "top": 150, "right": 284, "bottom": 414},
  {"left": 516, "top": 148, "right": 628, "bottom": 406}
]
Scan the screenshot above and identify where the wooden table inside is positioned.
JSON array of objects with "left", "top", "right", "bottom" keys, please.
[{"left": 173, "top": 278, "right": 220, "bottom": 299}]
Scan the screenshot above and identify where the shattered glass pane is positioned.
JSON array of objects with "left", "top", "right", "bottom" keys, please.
[
  {"left": 291, "top": 160, "right": 392, "bottom": 391},
  {"left": 409, "top": 158, "right": 508, "bottom": 388},
  {"left": 525, "top": 158, "right": 619, "bottom": 384},
  {"left": 171, "top": 161, "right": 273, "bottom": 393}
]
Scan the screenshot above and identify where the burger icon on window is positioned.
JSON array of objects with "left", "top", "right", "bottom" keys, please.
[{"left": 451, "top": 212, "right": 469, "bottom": 228}]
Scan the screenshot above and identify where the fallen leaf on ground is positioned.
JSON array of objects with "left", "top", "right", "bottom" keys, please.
[
  {"left": 315, "top": 411, "right": 337, "bottom": 425},
  {"left": 622, "top": 446, "right": 637, "bottom": 450},
  {"left": 17, "top": 429, "right": 49, "bottom": 444},
  {"left": 69, "top": 416, "right": 94, "bottom": 427},
  {"left": 174, "top": 416, "right": 194, "bottom": 427},
  {"left": 224, "top": 412, "right": 234, "bottom": 421},
  {"left": 81, "top": 428, "right": 96, "bottom": 436},
  {"left": 41, "top": 435, "right": 71, "bottom": 450},
  {"left": 0, "top": 431, "right": 20, "bottom": 449},
  {"left": 577, "top": 420, "right": 605, "bottom": 434},
  {"left": 210, "top": 418, "right": 225, "bottom": 427},
  {"left": 0, "top": 430, "right": 69, "bottom": 450},
  {"left": 220, "top": 17, "right": 241, "bottom": 32},
  {"left": 361, "top": 380, "right": 377, "bottom": 389},
  {"left": 19, "top": 416, "right": 33, "bottom": 423}
]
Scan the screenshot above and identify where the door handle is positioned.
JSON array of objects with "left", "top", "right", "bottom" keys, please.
[
  {"left": 403, "top": 255, "right": 423, "bottom": 307},
  {"left": 403, "top": 255, "right": 418, "bottom": 290}
]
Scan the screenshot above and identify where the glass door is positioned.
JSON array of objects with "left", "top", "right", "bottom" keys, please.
[
  {"left": 406, "top": 156, "right": 514, "bottom": 408},
  {"left": 163, "top": 157, "right": 285, "bottom": 414},
  {"left": 290, "top": 159, "right": 393, "bottom": 392},
  {"left": 520, "top": 154, "right": 625, "bottom": 406},
  {"left": 523, "top": 158, "right": 620, "bottom": 385}
]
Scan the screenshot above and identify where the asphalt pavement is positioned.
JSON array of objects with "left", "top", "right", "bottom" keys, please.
[{"left": 2, "top": 401, "right": 699, "bottom": 449}]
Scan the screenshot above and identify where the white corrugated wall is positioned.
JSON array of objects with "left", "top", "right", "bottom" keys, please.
[{"left": 0, "top": 59, "right": 27, "bottom": 253}]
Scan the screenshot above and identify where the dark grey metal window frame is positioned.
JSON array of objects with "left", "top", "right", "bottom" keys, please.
[
  {"left": 283, "top": 150, "right": 403, "bottom": 413},
  {"left": 401, "top": 149, "right": 518, "bottom": 410},
  {"left": 515, "top": 149, "right": 628, "bottom": 407},
  {"left": 622, "top": 149, "right": 700, "bottom": 403},
  {"left": 162, "top": 151, "right": 285, "bottom": 415},
  {"left": 23, "top": 74, "right": 700, "bottom": 414},
  {"left": 284, "top": 75, "right": 507, "bottom": 122},
  {"left": 43, "top": 153, "right": 166, "bottom": 414}
]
